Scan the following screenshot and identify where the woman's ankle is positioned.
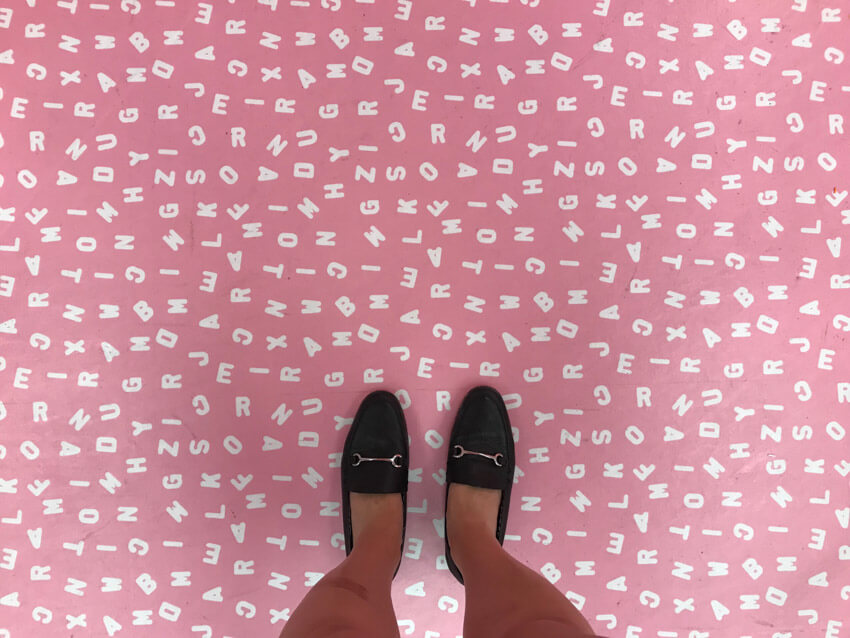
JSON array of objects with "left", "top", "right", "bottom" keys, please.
[
  {"left": 348, "top": 507, "right": 402, "bottom": 575},
  {"left": 447, "top": 515, "right": 501, "bottom": 575}
]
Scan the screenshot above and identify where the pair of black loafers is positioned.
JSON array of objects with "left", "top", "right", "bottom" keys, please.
[{"left": 341, "top": 385, "right": 515, "bottom": 583}]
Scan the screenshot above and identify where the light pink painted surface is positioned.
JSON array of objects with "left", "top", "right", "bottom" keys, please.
[{"left": 1, "top": 1, "right": 848, "bottom": 637}]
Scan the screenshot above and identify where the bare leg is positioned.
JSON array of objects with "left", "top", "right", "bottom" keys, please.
[
  {"left": 279, "top": 493, "right": 402, "bottom": 638},
  {"left": 448, "top": 484, "right": 597, "bottom": 638}
]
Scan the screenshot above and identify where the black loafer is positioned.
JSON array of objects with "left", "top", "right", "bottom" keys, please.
[
  {"left": 444, "top": 385, "right": 515, "bottom": 584},
  {"left": 341, "top": 390, "right": 409, "bottom": 579}
]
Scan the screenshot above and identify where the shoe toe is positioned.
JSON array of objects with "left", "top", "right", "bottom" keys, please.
[
  {"left": 452, "top": 387, "right": 509, "bottom": 448},
  {"left": 351, "top": 393, "right": 406, "bottom": 456}
]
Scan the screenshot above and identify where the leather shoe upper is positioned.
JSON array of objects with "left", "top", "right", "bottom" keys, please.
[
  {"left": 343, "top": 390, "right": 408, "bottom": 494},
  {"left": 446, "top": 386, "right": 514, "bottom": 491}
]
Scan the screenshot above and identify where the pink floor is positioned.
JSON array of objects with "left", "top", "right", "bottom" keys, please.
[{"left": 1, "top": 1, "right": 849, "bottom": 637}]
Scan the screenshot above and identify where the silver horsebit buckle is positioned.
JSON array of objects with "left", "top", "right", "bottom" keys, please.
[
  {"left": 351, "top": 453, "right": 404, "bottom": 468},
  {"left": 452, "top": 444, "right": 504, "bottom": 467}
]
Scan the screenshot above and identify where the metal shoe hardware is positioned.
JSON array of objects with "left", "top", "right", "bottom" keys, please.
[
  {"left": 452, "top": 444, "right": 504, "bottom": 467},
  {"left": 351, "top": 452, "right": 404, "bottom": 468}
]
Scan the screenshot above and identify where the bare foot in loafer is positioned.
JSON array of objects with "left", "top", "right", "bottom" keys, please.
[
  {"left": 350, "top": 492, "right": 402, "bottom": 551},
  {"left": 446, "top": 483, "right": 502, "bottom": 550}
]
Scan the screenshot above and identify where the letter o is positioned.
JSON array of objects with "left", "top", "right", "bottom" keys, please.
[
  {"left": 17, "top": 169, "right": 38, "bottom": 189},
  {"left": 676, "top": 223, "right": 696, "bottom": 239},
  {"left": 826, "top": 421, "right": 845, "bottom": 441},
  {"left": 817, "top": 152, "right": 837, "bottom": 171},
  {"left": 684, "top": 493, "right": 704, "bottom": 509},
  {"left": 79, "top": 508, "right": 100, "bottom": 524},
  {"left": 282, "top": 504, "right": 302, "bottom": 518},
  {"left": 419, "top": 161, "right": 438, "bottom": 181},
  {"left": 20, "top": 440, "right": 40, "bottom": 459},
  {"left": 223, "top": 435, "right": 243, "bottom": 454},
  {"left": 76, "top": 237, "right": 97, "bottom": 252},
  {"left": 219, "top": 165, "right": 239, "bottom": 184},
  {"left": 425, "top": 429, "right": 444, "bottom": 448},
  {"left": 625, "top": 425, "right": 645, "bottom": 445},
  {"left": 477, "top": 228, "right": 497, "bottom": 244},
  {"left": 395, "top": 389, "right": 411, "bottom": 409},
  {"left": 618, "top": 156, "right": 637, "bottom": 175},
  {"left": 277, "top": 232, "right": 298, "bottom": 247}
]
